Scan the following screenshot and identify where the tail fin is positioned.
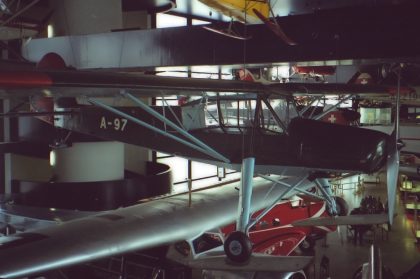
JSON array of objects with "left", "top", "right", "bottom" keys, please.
[{"left": 253, "top": 8, "right": 297, "bottom": 46}]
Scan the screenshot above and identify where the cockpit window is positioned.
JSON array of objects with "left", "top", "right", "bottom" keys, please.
[
  {"left": 203, "top": 97, "right": 288, "bottom": 133},
  {"left": 193, "top": 233, "right": 223, "bottom": 254}
]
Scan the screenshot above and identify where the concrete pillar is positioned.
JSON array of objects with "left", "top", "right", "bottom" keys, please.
[
  {"left": 124, "top": 143, "right": 149, "bottom": 175},
  {"left": 11, "top": 154, "right": 52, "bottom": 182},
  {"left": 51, "top": 141, "right": 124, "bottom": 182},
  {"left": 49, "top": 0, "right": 122, "bottom": 36},
  {"left": 73, "top": 98, "right": 152, "bottom": 176}
]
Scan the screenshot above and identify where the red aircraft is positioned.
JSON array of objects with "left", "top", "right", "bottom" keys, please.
[{"left": 220, "top": 197, "right": 347, "bottom": 256}]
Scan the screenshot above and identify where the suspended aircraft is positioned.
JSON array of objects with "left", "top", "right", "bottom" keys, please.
[
  {"left": 198, "top": 0, "right": 267, "bottom": 40},
  {"left": 290, "top": 66, "right": 336, "bottom": 82},
  {"left": 198, "top": 0, "right": 296, "bottom": 44},
  {"left": 0, "top": 54, "right": 402, "bottom": 278}
]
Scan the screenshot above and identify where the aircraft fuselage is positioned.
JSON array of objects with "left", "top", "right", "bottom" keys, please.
[{"left": 57, "top": 106, "right": 389, "bottom": 175}]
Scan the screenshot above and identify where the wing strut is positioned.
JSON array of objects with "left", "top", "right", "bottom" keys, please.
[
  {"left": 313, "top": 95, "right": 352, "bottom": 120},
  {"left": 160, "top": 93, "right": 186, "bottom": 130},
  {"left": 121, "top": 91, "right": 229, "bottom": 163},
  {"left": 300, "top": 96, "right": 321, "bottom": 116},
  {"left": 224, "top": 158, "right": 310, "bottom": 264},
  {"left": 386, "top": 65, "right": 402, "bottom": 225},
  {"left": 88, "top": 98, "right": 230, "bottom": 163},
  {"left": 237, "top": 157, "right": 255, "bottom": 232},
  {"left": 223, "top": 157, "right": 255, "bottom": 263},
  {"left": 314, "top": 178, "right": 337, "bottom": 215},
  {"left": 308, "top": 98, "right": 321, "bottom": 119},
  {"left": 261, "top": 98, "right": 288, "bottom": 134},
  {"left": 258, "top": 174, "right": 319, "bottom": 200},
  {"left": 245, "top": 174, "right": 309, "bottom": 233}
]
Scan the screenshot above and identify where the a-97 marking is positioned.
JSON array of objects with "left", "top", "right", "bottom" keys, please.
[{"left": 100, "top": 116, "right": 128, "bottom": 131}]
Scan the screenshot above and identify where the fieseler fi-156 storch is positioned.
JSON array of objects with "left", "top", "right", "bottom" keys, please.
[{"left": 0, "top": 55, "right": 404, "bottom": 278}]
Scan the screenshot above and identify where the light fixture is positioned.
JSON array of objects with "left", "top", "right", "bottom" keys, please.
[{"left": 47, "top": 24, "right": 54, "bottom": 38}]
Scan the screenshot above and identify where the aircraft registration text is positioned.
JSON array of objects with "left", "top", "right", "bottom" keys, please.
[{"left": 99, "top": 116, "right": 128, "bottom": 131}]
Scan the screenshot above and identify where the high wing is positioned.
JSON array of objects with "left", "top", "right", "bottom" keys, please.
[
  {"left": 0, "top": 177, "right": 312, "bottom": 279},
  {"left": 0, "top": 203, "right": 94, "bottom": 230},
  {"left": 0, "top": 69, "right": 397, "bottom": 99}
]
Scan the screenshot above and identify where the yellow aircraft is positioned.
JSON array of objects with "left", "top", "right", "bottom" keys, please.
[
  {"left": 199, "top": 0, "right": 297, "bottom": 45},
  {"left": 199, "top": 0, "right": 270, "bottom": 24}
]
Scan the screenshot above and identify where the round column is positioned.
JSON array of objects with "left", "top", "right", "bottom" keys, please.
[{"left": 50, "top": 141, "right": 124, "bottom": 183}]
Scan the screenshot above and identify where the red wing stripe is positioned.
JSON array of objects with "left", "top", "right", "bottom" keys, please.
[{"left": 0, "top": 71, "right": 53, "bottom": 88}]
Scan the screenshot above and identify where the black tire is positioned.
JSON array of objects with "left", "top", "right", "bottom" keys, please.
[
  {"left": 290, "top": 271, "right": 307, "bottom": 279},
  {"left": 299, "top": 237, "right": 315, "bottom": 253},
  {"left": 328, "top": 196, "right": 349, "bottom": 216},
  {"left": 224, "top": 231, "right": 252, "bottom": 263}
]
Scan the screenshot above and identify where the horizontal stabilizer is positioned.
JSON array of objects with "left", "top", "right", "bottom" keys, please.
[
  {"left": 187, "top": 254, "right": 313, "bottom": 272},
  {"left": 292, "top": 214, "right": 390, "bottom": 227}
]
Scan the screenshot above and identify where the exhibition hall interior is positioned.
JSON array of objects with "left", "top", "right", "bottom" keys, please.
[{"left": 0, "top": 0, "right": 419, "bottom": 278}]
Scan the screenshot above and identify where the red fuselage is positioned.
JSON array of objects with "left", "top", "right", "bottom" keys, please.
[{"left": 221, "top": 200, "right": 333, "bottom": 256}]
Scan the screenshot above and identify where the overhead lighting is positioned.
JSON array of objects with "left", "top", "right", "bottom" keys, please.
[
  {"left": 49, "top": 150, "right": 56, "bottom": 167},
  {"left": 47, "top": 24, "right": 54, "bottom": 38}
]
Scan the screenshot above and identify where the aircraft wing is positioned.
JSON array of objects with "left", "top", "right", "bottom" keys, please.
[
  {"left": 0, "top": 177, "right": 311, "bottom": 279},
  {"left": 267, "top": 82, "right": 395, "bottom": 96},
  {"left": 184, "top": 254, "right": 312, "bottom": 272},
  {"left": 0, "top": 69, "right": 269, "bottom": 98},
  {"left": 291, "top": 214, "right": 390, "bottom": 227},
  {"left": 0, "top": 69, "right": 399, "bottom": 99},
  {"left": 0, "top": 203, "right": 94, "bottom": 231}
]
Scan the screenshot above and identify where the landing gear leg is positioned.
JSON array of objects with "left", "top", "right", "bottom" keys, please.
[
  {"left": 224, "top": 157, "right": 254, "bottom": 263},
  {"left": 315, "top": 178, "right": 337, "bottom": 215}
]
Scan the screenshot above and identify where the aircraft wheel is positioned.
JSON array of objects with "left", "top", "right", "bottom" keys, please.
[
  {"left": 299, "top": 237, "right": 315, "bottom": 253},
  {"left": 224, "top": 231, "right": 252, "bottom": 263},
  {"left": 328, "top": 196, "right": 349, "bottom": 216},
  {"left": 289, "top": 271, "right": 307, "bottom": 279},
  {"left": 334, "top": 196, "right": 349, "bottom": 216}
]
